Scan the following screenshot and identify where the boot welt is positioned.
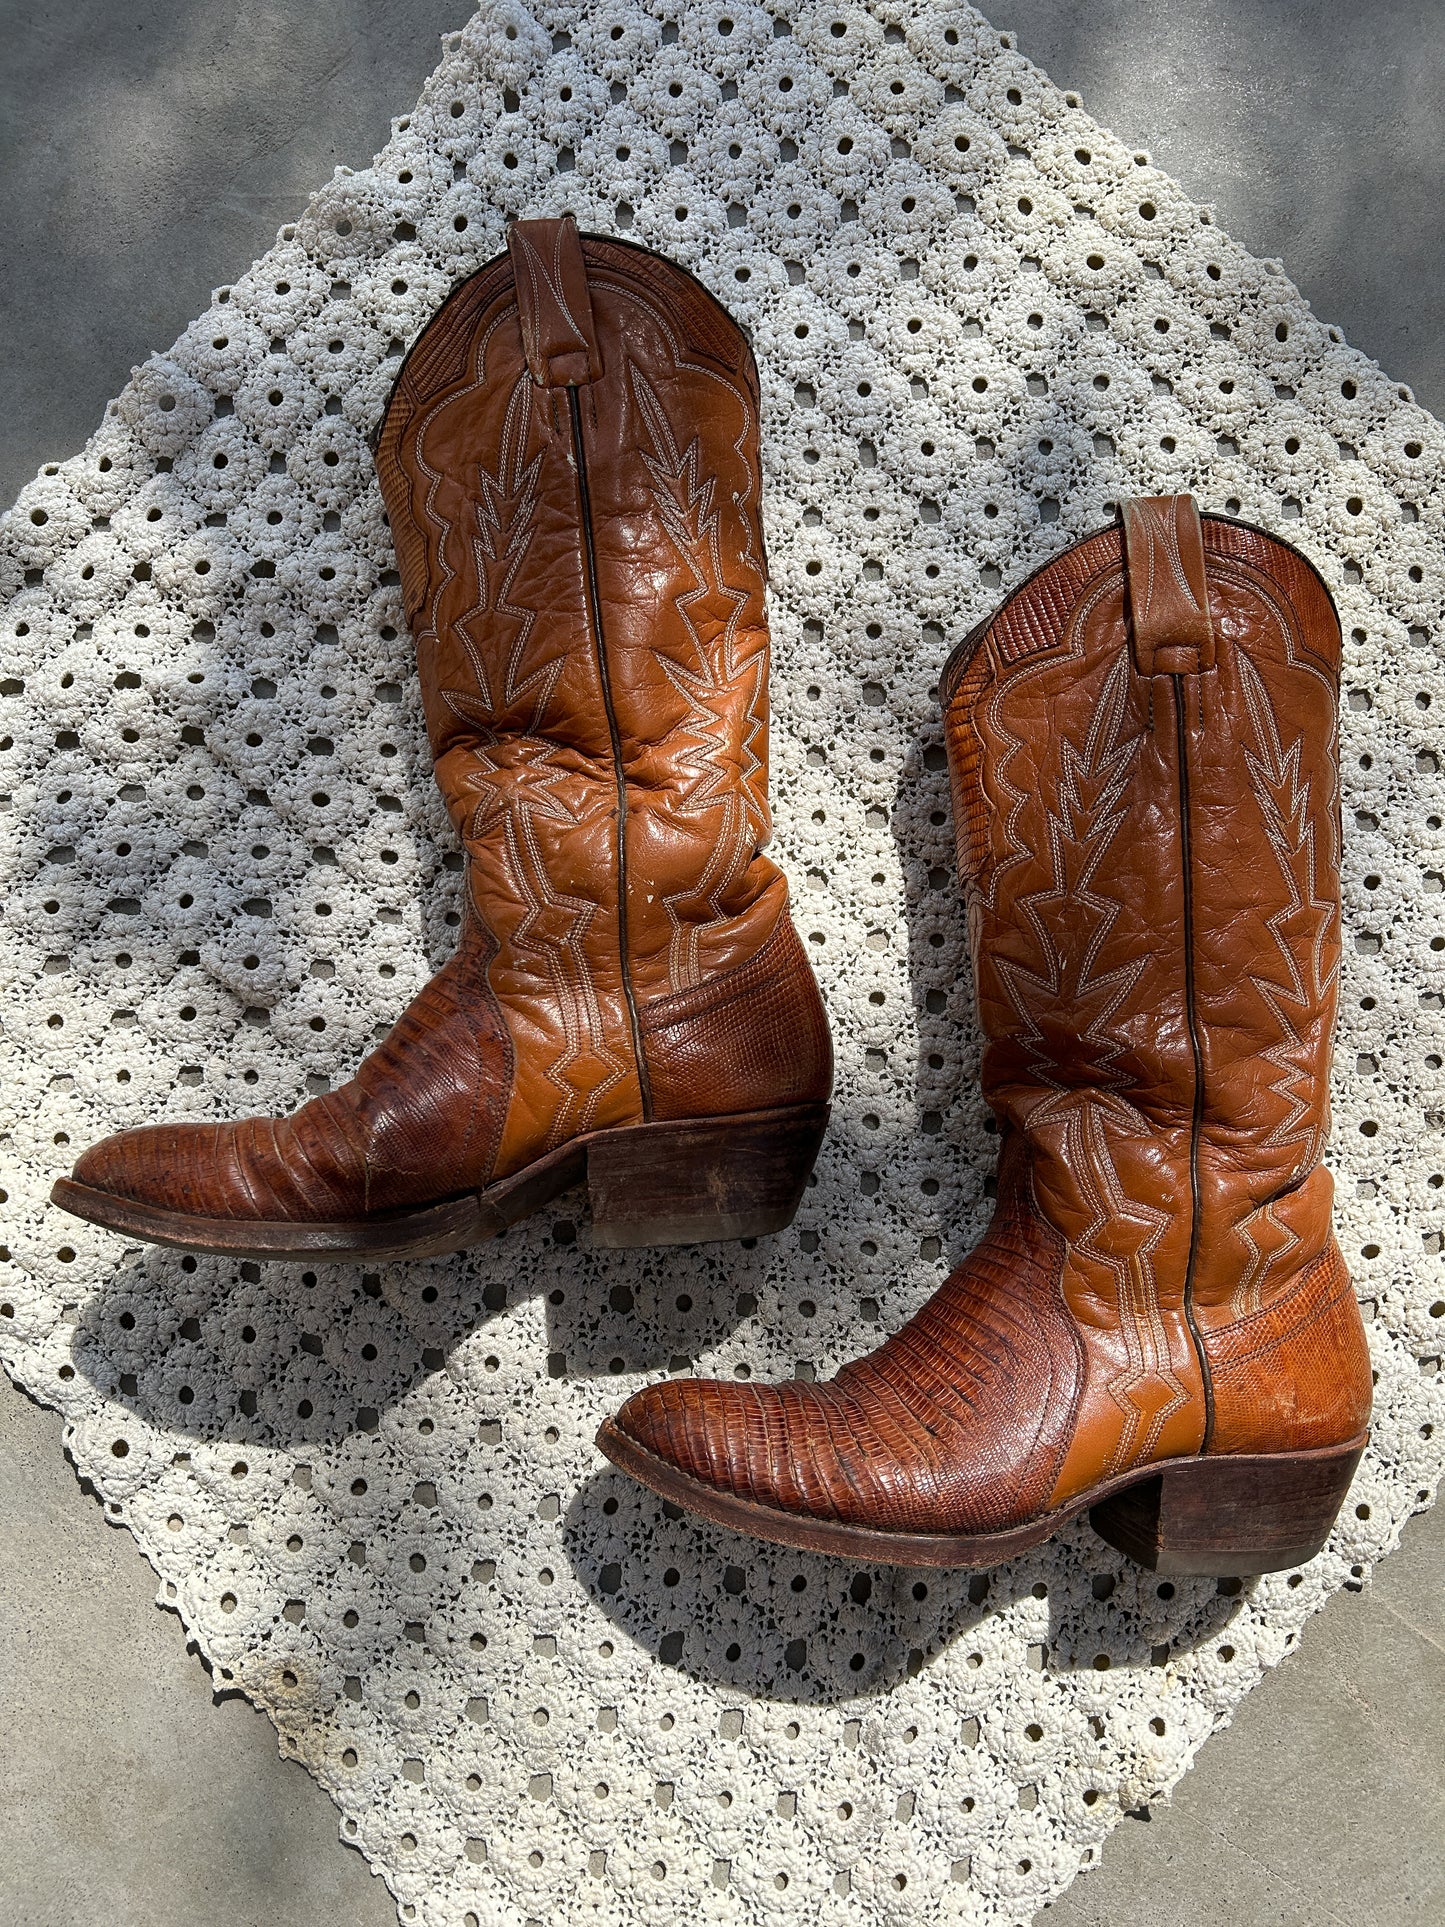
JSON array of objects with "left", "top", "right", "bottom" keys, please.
[
  {"left": 595, "top": 1419, "right": 1371, "bottom": 1578},
  {"left": 49, "top": 1101, "right": 830, "bottom": 1263}
]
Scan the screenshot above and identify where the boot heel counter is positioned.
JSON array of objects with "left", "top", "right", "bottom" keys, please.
[
  {"left": 1206, "top": 1239, "right": 1373, "bottom": 1455},
  {"left": 639, "top": 913, "right": 832, "bottom": 1121}
]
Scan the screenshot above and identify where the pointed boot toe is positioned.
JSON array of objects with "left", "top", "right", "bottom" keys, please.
[
  {"left": 600, "top": 1373, "right": 958, "bottom": 1557},
  {"left": 607, "top": 1380, "right": 695, "bottom": 1465},
  {"left": 602, "top": 1378, "right": 772, "bottom": 1498},
  {"left": 64, "top": 1121, "right": 225, "bottom": 1216},
  {"left": 69, "top": 1124, "right": 156, "bottom": 1199},
  {"left": 602, "top": 1378, "right": 789, "bottom": 1515},
  {"left": 56, "top": 1117, "right": 299, "bottom": 1254},
  {"left": 51, "top": 1056, "right": 485, "bottom": 1263}
]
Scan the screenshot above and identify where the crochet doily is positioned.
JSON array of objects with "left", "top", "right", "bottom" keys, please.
[{"left": 3, "top": 4, "right": 1441, "bottom": 1922}]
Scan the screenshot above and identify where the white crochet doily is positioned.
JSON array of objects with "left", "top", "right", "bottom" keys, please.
[{"left": 2, "top": 4, "right": 1441, "bottom": 1922}]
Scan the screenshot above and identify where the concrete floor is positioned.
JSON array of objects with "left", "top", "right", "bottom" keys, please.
[
  {"left": 1, "top": 3, "right": 1442, "bottom": 1923},
  {"left": 0, "top": 1375, "right": 396, "bottom": 1927}
]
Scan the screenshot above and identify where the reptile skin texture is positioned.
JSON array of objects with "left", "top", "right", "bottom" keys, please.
[
  {"left": 609, "top": 496, "right": 1374, "bottom": 1540},
  {"left": 58, "top": 217, "right": 830, "bottom": 1235}
]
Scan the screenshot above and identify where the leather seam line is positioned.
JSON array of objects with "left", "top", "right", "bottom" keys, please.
[
  {"left": 1027, "top": 1164, "right": 1088, "bottom": 1505},
  {"left": 566, "top": 382, "right": 653, "bottom": 1122},
  {"left": 1209, "top": 558, "right": 1338, "bottom": 688},
  {"left": 1173, "top": 671, "right": 1216, "bottom": 1449},
  {"left": 938, "top": 529, "right": 1122, "bottom": 704},
  {"left": 455, "top": 912, "right": 509, "bottom": 1190},
  {"left": 1211, "top": 1316, "right": 1339, "bottom": 1373}
]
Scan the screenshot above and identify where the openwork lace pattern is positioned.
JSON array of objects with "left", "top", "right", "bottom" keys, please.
[{"left": 2, "top": 4, "right": 1441, "bottom": 1922}]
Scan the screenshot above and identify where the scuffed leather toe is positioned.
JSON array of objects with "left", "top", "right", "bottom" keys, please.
[
  {"left": 612, "top": 1375, "right": 888, "bottom": 1528},
  {"left": 59, "top": 925, "right": 523, "bottom": 1235},
  {"left": 73, "top": 1123, "right": 223, "bottom": 1213},
  {"left": 613, "top": 1377, "right": 789, "bottom": 1505},
  {"left": 611, "top": 1377, "right": 739, "bottom": 1488},
  {"left": 71, "top": 1127, "right": 142, "bottom": 1197},
  {"left": 69, "top": 1113, "right": 362, "bottom": 1223}
]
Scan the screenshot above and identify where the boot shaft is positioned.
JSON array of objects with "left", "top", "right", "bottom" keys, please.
[
  {"left": 375, "top": 218, "right": 784, "bottom": 1001},
  {"left": 942, "top": 498, "right": 1370, "bottom": 1477},
  {"left": 943, "top": 501, "right": 1343, "bottom": 1317}
]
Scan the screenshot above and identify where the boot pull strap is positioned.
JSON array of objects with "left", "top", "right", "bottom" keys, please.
[
  {"left": 507, "top": 215, "right": 603, "bottom": 388},
  {"left": 1121, "top": 494, "right": 1216, "bottom": 675}
]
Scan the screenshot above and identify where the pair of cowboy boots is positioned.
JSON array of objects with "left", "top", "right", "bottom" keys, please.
[{"left": 56, "top": 219, "right": 1372, "bottom": 1576}]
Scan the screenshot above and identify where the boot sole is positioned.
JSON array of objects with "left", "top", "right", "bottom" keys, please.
[
  {"left": 50, "top": 1102, "right": 830, "bottom": 1264},
  {"left": 595, "top": 1420, "right": 1369, "bottom": 1577}
]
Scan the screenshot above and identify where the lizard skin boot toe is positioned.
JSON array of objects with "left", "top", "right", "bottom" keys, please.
[
  {"left": 600, "top": 495, "right": 1372, "bottom": 1575},
  {"left": 54, "top": 217, "right": 831, "bottom": 1263}
]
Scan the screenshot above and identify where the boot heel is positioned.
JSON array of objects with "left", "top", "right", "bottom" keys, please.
[
  {"left": 586, "top": 1103, "right": 829, "bottom": 1248},
  {"left": 1089, "top": 1437, "right": 1368, "bottom": 1577}
]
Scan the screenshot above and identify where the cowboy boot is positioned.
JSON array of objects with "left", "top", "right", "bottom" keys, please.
[
  {"left": 54, "top": 217, "right": 832, "bottom": 1263},
  {"left": 601, "top": 495, "right": 1372, "bottom": 1576}
]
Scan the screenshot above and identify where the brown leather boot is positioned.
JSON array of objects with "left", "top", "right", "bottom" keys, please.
[
  {"left": 53, "top": 218, "right": 831, "bottom": 1263},
  {"left": 601, "top": 495, "right": 1372, "bottom": 1576}
]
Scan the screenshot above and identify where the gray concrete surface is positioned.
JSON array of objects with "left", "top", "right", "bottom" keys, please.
[
  {"left": 0, "top": 0, "right": 466, "bottom": 506},
  {"left": 1002, "top": 0, "right": 1445, "bottom": 420},
  {"left": 1044, "top": 1494, "right": 1445, "bottom": 1927},
  {"left": 0, "top": 1374, "right": 396, "bottom": 1927},
  {"left": 1, "top": 3, "right": 1442, "bottom": 1924}
]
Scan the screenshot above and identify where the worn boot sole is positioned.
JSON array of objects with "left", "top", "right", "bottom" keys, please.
[
  {"left": 596, "top": 1420, "right": 1369, "bottom": 1577},
  {"left": 50, "top": 1102, "right": 829, "bottom": 1263}
]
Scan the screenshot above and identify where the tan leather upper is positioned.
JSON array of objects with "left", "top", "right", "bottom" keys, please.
[
  {"left": 69, "top": 218, "right": 830, "bottom": 1223},
  {"left": 613, "top": 498, "right": 1371, "bottom": 1535}
]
